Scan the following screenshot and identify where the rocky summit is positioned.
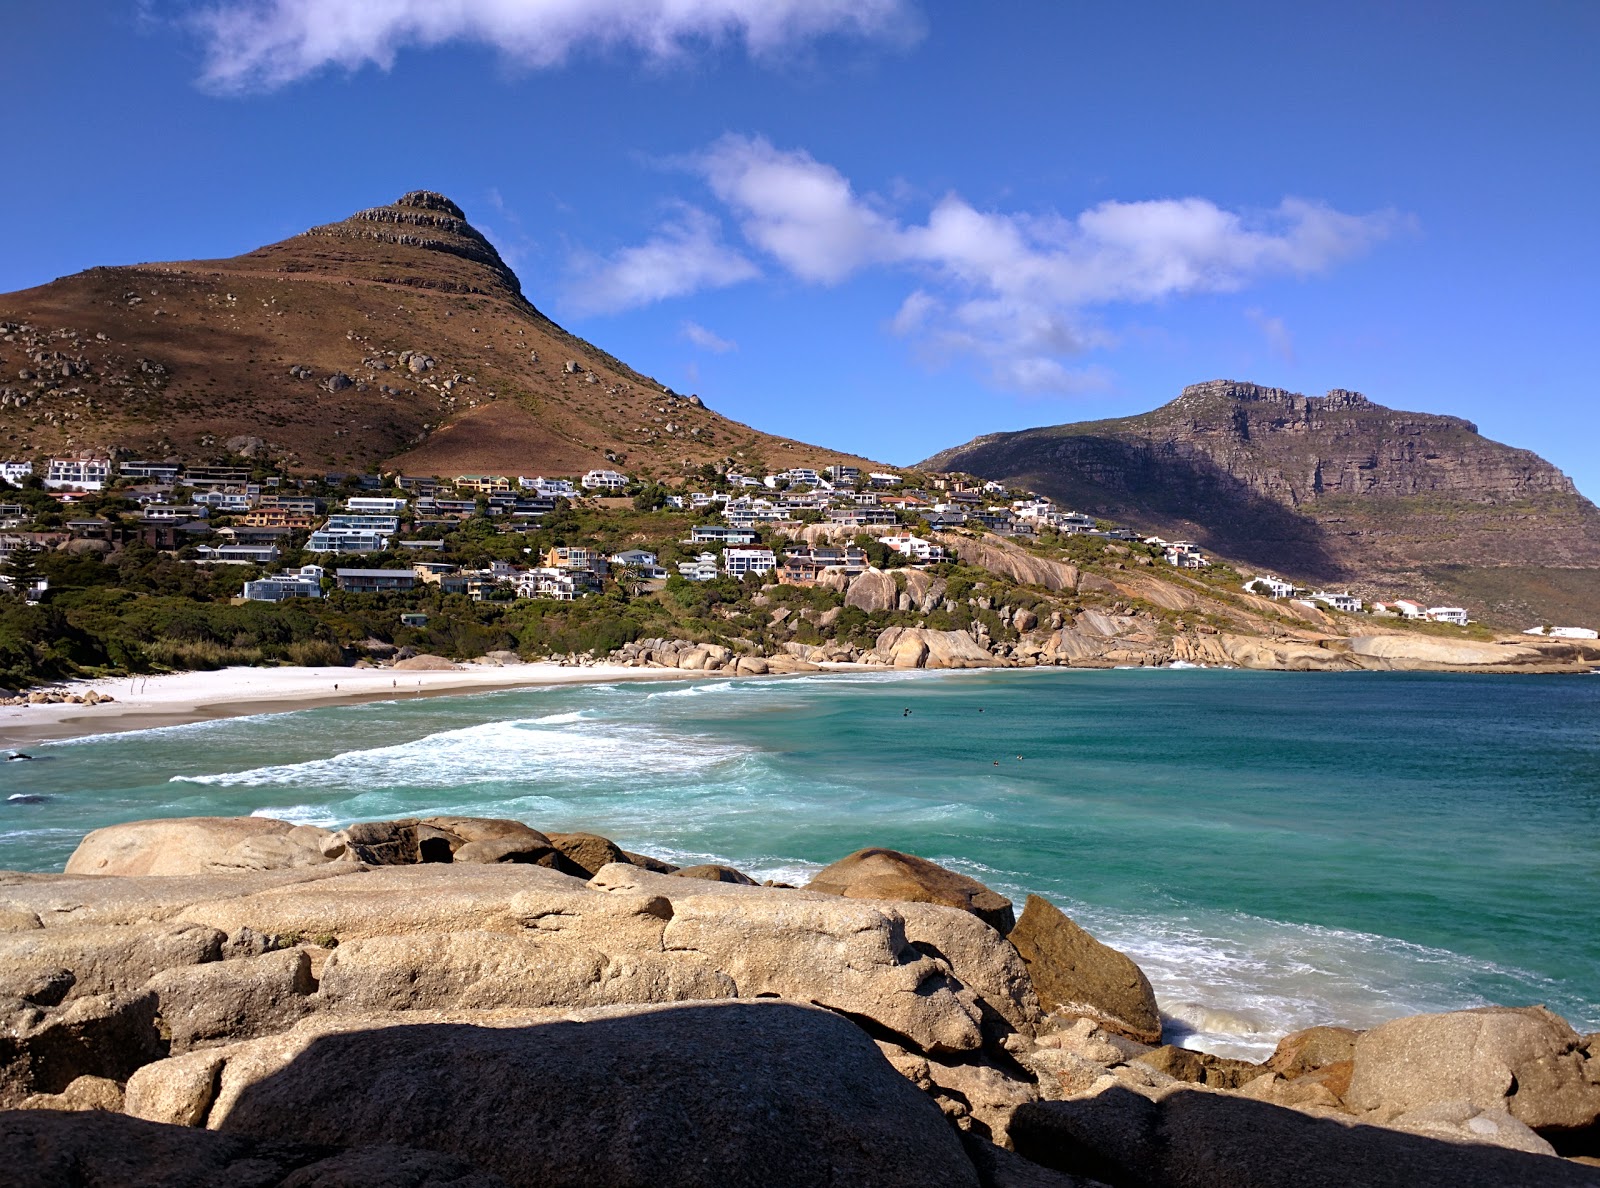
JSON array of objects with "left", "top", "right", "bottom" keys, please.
[
  {"left": 0, "top": 190, "right": 869, "bottom": 479},
  {"left": 922, "top": 379, "right": 1600, "bottom": 626},
  {"left": 4, "top": 815, "right": 1600, "bottom": 1186}
]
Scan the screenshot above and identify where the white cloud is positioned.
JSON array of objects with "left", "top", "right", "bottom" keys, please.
[
  {"left": 682, "top": 320, "right": 736, "bottom": 353},
  {"left": 698, "top": 135, "right": 899, "bottom": 283},
  {"left": 668, "top": 137, "right": 1402, "bottom": 394},
  {"left": 1246, "top": 307, "right": 1296, "bottom": 363},
  {"left": 193, "top": 0, "right": 919, "bottom": 92},
  {"left": 566, "top": 206, "right": 757, "bottom": 315}
]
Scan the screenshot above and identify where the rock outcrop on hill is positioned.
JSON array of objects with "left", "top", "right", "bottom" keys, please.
[
  {"left": 922, "top": 380, "right": 1600, "bottom": 626},
  {"left": 0, "top": 191, "right": 872, "bottom": 478},
  {"left": 5, "top": 815, "right": 1600, "bottom": 1184}
]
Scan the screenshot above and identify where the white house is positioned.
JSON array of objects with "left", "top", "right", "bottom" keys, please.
[
  {"left": 0, "top": 461, "right": 34, "bottom": 486},
  {"left": 1523, "top": 625, "right": 1599, "bottom": 639},
  {"left": 878, "top": 532, "right": 944, "bottom": 563},
  {"left": 1392, "top": 599, "right": 1427, "bottom": 619},
  {"left": 1164, "top": 546, "right": 1204, "bottom": 569},
  {"left": 764, "top": 468, "right": 821, "bottom": 489},
  {"left": 306, "top": 531, "right": 389, "bottom": 553},
  {"left": 43, "top": 457, "right": 111, "bottom": 491},
  {"left": 689, "top": 525, "right": 757, "bottom": 545},
  {"left": 677, "top": 553, "right": 719, "bottom": 581},
  {"left": 242, "top": 565, "right": 324, "bottom": 602},
  {"left": 1311, "top": 591, "right": 1363, "bottom": 613},
  {"left": 580, "top": 469, "right": 630, "bottom": 492},
  {"left": 519, "top": 476, "right": 579, "bottom": 498},
  {"left": 723, "top": 547, "right": 777, "bottom": 578},
  {"left": 345, "top": 496, "right": 408, "bottom": 514},
  {"left": 1427, "top": 606, "right": 1469, "bottom": 626},
  {"left": 514, "top": 567, "right": 582, "bottom": 601},
  {"left": 195, "top": 490, "right": 252, "bottom": 513},
  {"left": 1246, "top": 575, "right": 1295, "bottom": 599},
  {"left": 868, "top": 472, "right": 903, "bottom": 489}
]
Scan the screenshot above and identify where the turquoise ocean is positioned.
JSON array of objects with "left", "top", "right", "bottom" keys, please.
[{"left": 3, "top": 668, "right": 1597, "bottom": 1058}]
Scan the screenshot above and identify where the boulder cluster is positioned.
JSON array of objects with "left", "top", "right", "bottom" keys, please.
[
  {"left": 0, "top": 688, "right": 115, "bottom": 707},
  {"left": 4, "top": 816, "right": 1598, "bottom": 1186}
]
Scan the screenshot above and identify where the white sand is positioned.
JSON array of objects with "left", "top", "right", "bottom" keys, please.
[{"left": 0, "top": 662, "right": 685, "bottom": 745}]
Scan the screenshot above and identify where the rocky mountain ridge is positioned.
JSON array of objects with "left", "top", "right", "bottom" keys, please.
[{"left": 922, "top": 380, "right": 1600, "bottom": 626}]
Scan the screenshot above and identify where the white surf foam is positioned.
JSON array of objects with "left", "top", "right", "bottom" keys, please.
[{"left": 174, "top": 715, "right": 754, "bottom": 792}]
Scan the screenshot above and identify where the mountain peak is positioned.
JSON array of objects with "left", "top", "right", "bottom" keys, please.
[
  {"left": 297, "top": 189, "right": 521, "bottom": 297},
  {"left": 394, "top": 190, "right": 466, "bottom": 217}
]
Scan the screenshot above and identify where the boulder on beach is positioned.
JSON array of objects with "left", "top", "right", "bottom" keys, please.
[
  {"left": 392, "top": 653, "right": 460, "bottom": 671},
  {"left": 804, "top": 847, "right": 1016, "bottom": 933},
  {"left": 1006, "top": 894, "right": 1162, "bottom": 1045}
]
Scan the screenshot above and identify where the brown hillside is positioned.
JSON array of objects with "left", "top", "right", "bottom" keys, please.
[
  {"left": 0, "top": 191, "right": 871, "bottom": 479},
  {"left": 922, "top": 380, "right": 1600, "bottom": 626}
]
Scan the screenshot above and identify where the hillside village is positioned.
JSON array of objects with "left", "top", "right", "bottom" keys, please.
[
  {"left": 0, "top": 450, "right": 1529, "bottom": 624},
  {"left": 0, "top": 451, "right": 1446, "bottom": 612},
  {"left": 2, "top": 446, "right": 1597, "bottom": 692}
]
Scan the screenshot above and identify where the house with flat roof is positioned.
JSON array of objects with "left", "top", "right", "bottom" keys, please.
[
  {"left": 44, "top": 457, "right": 110, "bottom": 491},
  {"left": 306, "top": 531, "right": 389, "bottom": 554},
  {"left": 689, "top": 525, "right": 757, "bottom": 545},
  {"left": 335, "top": 568, "right": 417, "bottom": 593},
  {"left": 242, "top": 565, "right": 325, "bottom": 602},
  {"left": 723, "top": 547, "right": 777, "bottom": 578},
  {"left": 580, "top": 469, "right": 630, "bottom": 492},
  {"left": 879, "top": 532, "right": 944, "bottom": 563}
]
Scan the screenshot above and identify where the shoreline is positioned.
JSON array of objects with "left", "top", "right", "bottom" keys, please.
[
  {"left": 5, "top": 656, "right": 1588, "bottom": 748},
  {"left": 0, "top": 662, "right": 699, "bottom": 747}
]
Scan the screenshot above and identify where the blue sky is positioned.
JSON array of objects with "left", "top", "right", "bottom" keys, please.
[{"left": 4, "top": 2, "right": 1597, "bottom": 494}]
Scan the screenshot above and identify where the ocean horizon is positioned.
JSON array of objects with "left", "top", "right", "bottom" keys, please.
[{"left": 5, "top": 666, "right": 1596, "bottom": 1059}]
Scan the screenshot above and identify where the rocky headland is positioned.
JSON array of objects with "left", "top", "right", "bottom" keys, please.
[
  {"left": 4, "top": 815, "right": 1598, "bottom": 1186},
  {"left": 921, "top": 380, "right": 1600, "bottom": 626}
]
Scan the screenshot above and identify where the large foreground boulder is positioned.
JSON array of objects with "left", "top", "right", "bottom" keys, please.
[
  {"left": 1011, "top": 1085, "right": 1600, "bottom": 1187},
  {"left": 1006, "top": 895, "right": 1161, "bottom": 1045},
  {"left": 2, "top": 1108, "right": 507, "bottom": 1187},
  {"left": 205, "top": 1001, "right": 980, "bottom": 1187},
  {"left": 805, "top": 847, "right": 1016, "bottom": 933},
  {"left": 1345, "top": 1005, "right": 1600, "bottom": 1136}
]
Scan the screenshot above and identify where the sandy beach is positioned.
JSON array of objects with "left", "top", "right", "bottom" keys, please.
[{"left": 0, "top": 662, "right": 690, "bottom": 746}]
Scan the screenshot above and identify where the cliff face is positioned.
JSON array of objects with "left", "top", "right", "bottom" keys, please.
[
  {"left": 0, "top": 191, "right": 871, "bottom": 477},
  {"left": 922, "top": 381, "right": 1600, "bottom": 624}
]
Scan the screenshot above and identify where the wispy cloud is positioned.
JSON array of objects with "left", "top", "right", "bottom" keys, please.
[
  {"left": 565, "top": 206, "right": 757, "bottom": 315},
  {"left": 1246, "top": 307, "right": 1296, "bottom": 363},
  {"left": 192, "top": 0, "right": 919, "bottom": 92},
  {"left": 600, "top": 134, "right": 1404, "bottom": 394},
  {"left": 682, "top": 320, "right": 737, "bottom": 353}
]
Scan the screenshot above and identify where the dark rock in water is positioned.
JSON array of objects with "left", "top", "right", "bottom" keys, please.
[
  {"left": 1006, "top": 894, "right": 1162, "bottom": 1046},
  {"left": 211, "top": 1001, "right": 980, "bottom": 1187},
  {"left": 805, "top": 847, "right": 1016, "bottom": 933},
  {"left": 673, "top": 863, "right": 758, "bottom": 885},
  {"left": 1, "top": 1109, "right": 508, "bottom": 1187},
  {"left": 1010, "top": 1085, "right": 1600, "bottom": 1187},
  {"left": 6, "top": 794, "right": 48, "bottom": 804}
]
